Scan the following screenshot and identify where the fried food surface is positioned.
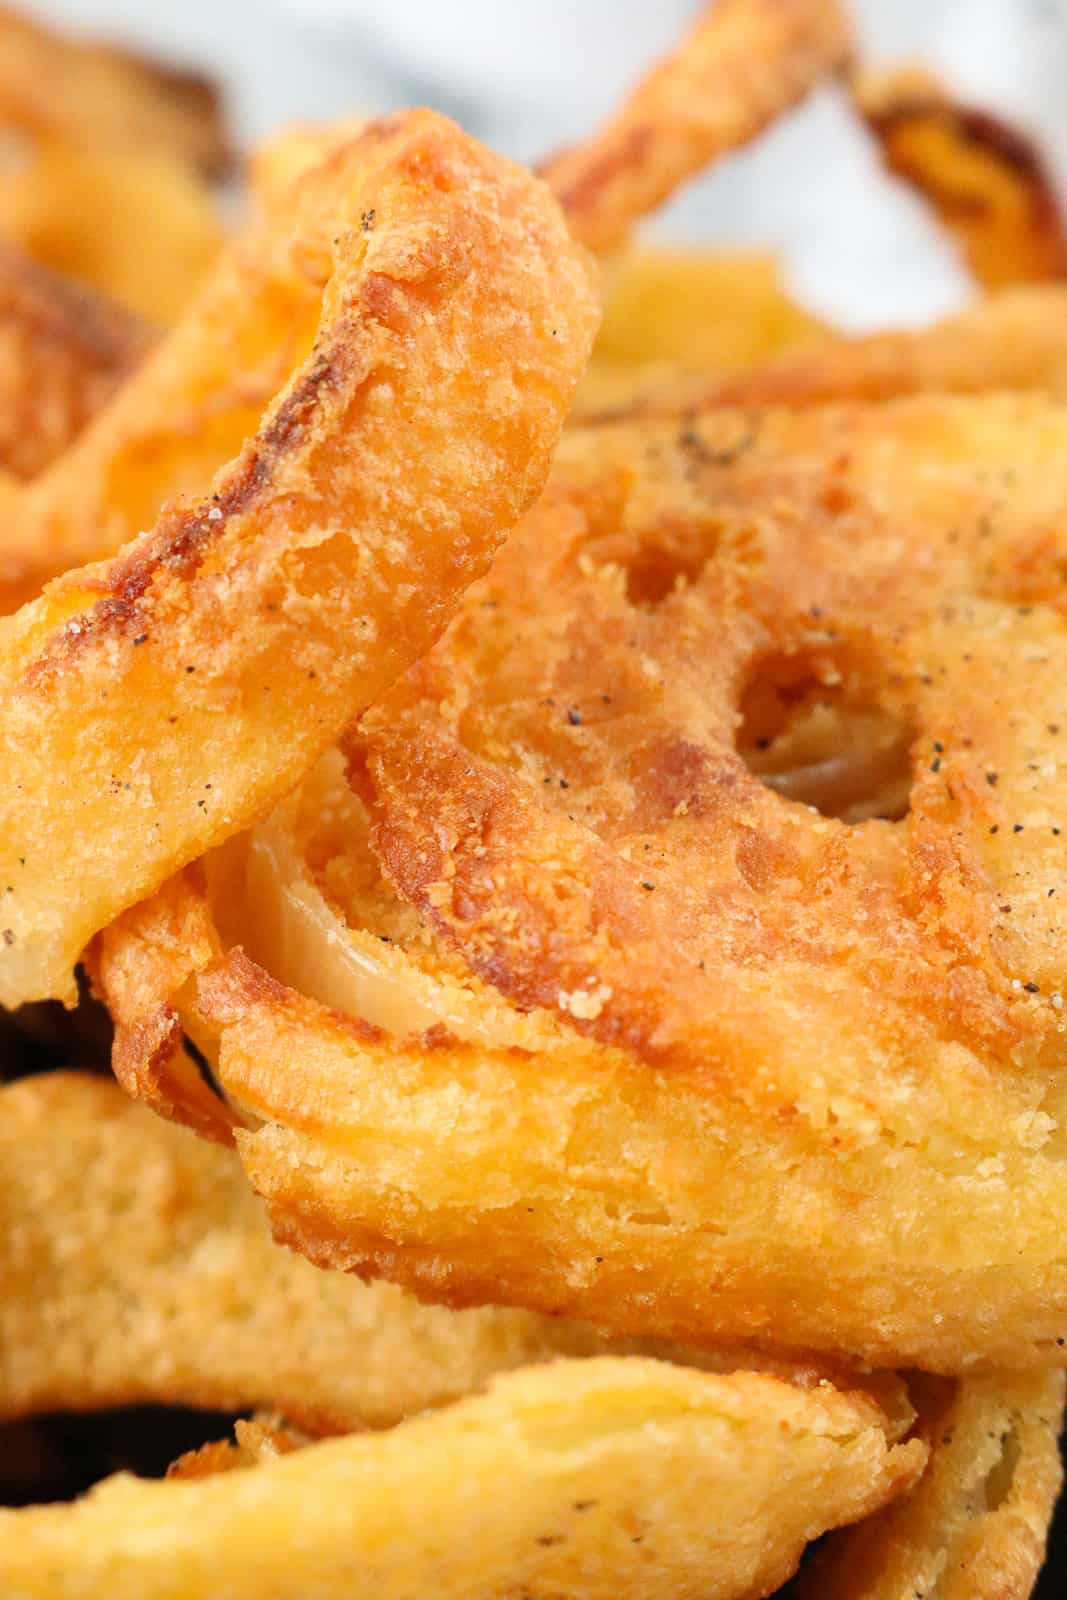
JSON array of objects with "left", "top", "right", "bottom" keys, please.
[
  {"left": 0, "top": 111, "right": 597, "bottom": 1008},
  {"left": 165, "top": 1421, "right": 305, "bottom": 1481},
  {"left": 0, "top": 240, "right": 151, "bottom": 479},
  {"left": 854, "top": 65, "right": 1067, "bottom": 290},
  {"left": 798, "top": 1370, "right": 1065, "bottom": 1600},
  {"left": 100, "top": 394, "right": 1067, "bottom": 1371},
  {"left": 0, "top": 1355, "right": 922, "bottom": 1600},
  {"left": 540, "top": 0, "right": 851, "bottom": 255},
  {"left": 0, "top": 3, "right": 229, "bottom": 177},
  {"left": 576, "top": 284, "right": 1067, "bottom": 421},
  {"left": 7, "top": 1070, "right": 893, "bottom": 1434}
]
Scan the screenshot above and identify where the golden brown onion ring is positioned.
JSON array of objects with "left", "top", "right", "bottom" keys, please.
[
  {"left": 0, "top": 240, "right": 152, "bottom": 479},
  {"left": 98, "top": 396, "right": 1067, "bottom": 1371},
  {"left": 0, "top": 1355, "right": 923, "bottom": 1600},
  {"left": 539, "top": 0, "right": 851, "bottom": 256},
  {"left": 798, "top": 1370, "right": 1065, "bottom": 1600},
  {"left": 0, "top": 3, "right": 230, "bottom": 177},
  {"left": 854, "top": 65, "right": 1067, "bottom": 291},
  {"left": 0, "top": 111, "right": 597, "bottom": 1008},
  {"left": 254, "top": 5, "right": 849, "bottom": 265},
  {"left": 165, "top": 1420, "right": 305, "bottom": 1481},
  {"left": 5, "top": 1071, "right": 910, "bottom": 1433}
]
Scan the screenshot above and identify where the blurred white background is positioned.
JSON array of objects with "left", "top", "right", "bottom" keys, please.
[{"left": 23, "top": 0, "right": 1067, "bottom": 328}]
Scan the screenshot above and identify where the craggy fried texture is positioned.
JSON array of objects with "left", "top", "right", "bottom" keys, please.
[
  {"left": 854, "top": 66, "right": 1067, "bottom": 291},
  {"left": 0, "top": 111, "right": 597, "bottom": 1009},
  {"left": 0, "top": 3, "right": 230, "bottom": 177},
  {"left": 0, "top": 137, "right": 224, "bottom": 322},
  {"left": 166, "top": 1420, "right": 305, "bottom": 1481},
  {"left": 0, "top": 241, "right": 151, "bottom": 479},
  {"left": 574, "top": 285, "right": 1067, "bottom": 422},
  {"left": 5, "top": 1071, "right": 903, "bottom": 1434},
  {"left": 0, "top": 1357, "right": 923, "bottom": 1600},
  {"left": 798, "top": 1371, "right": 1065, "bottom": 1600},
  {"left": 99, "top": 395, "right": 1067, "bottom": 1371},
  {"left": 539, "top": 0, "right": 851, "bottom": 255}
]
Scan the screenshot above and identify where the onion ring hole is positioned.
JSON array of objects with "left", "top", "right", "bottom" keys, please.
[{"left": 736, "top": 647, "right": 916, "bottom": 825}]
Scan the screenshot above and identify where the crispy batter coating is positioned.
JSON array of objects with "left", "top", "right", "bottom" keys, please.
[
  {"left": 575, "top": 285, "right": 1067, "bottom": 422},
  {"left": 540, "top": 0, "right": 850, "bottom": 255},
  {"left": 165, "top": 1421, "right": 305, "bottom": 1481},
  {"left": 0, "top": 111, "right": 597, "bottom": 1008},
  {"left": 100, "top": 395, "right": 1067, "bottom": 1370},
  {"left": 0, "top": 137, "right": 224, "bottom": 322},
  {"left": 798, "top": 1370, "right": 1065, "bottom": 1600},
  {"left": 0, "top": 1355, "right": 922, "bottom": 1600},
  {"left": 6, "top": 1071, "right": 908, "bottom": 1434},
  {"left": 0, "top": 240, "right": 151, "bottom": 479},
  {"left": 0, "top": 3, "right": 230, "bottom": 177},
  {"left": 256, "top": 4, "right": 849, "bottom": 267},
  {"left": 854, "top": 65, "right": 1067, "bottom": 291}
]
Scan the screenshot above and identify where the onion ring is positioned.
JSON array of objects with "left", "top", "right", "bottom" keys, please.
[
  {"left": 0, "top": 1354, "right": 922, "bottom": 1600},
  {"left": 98, "top": 395, "right": 1067, "bottom": 1370},
  {"left": 798, "top": 1370, "right": 1065, "bottom": 1600},
  {"left": 0, "top": 110, "right": 597, "bottom": 1008},
  {"left": 0, "top": 3, "right": 230, "bottom": 178},
  {"left": 0, "top": 240, "right": 151, "bottom": 480},
  {"left": 5, "top": 1070, "right": 907, "bottom": 1433},
  {"left": 165, "top": 1421, "right": 305, "bottom": 1481},
  {"left": 539, "top": 0, "right": 851, "bottom": 256},
  {"left": 853, "top": 65, "right": 1067, "bottom": 291},
  {"left": 254, "top": 2, "right": 849, "bottom": 264}
]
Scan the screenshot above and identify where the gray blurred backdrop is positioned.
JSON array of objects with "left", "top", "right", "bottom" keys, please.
[{"left": 25, "top": 0, "right": 1067, "bottom": 328}]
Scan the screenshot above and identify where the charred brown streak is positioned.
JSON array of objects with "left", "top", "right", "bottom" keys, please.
[
  {"left": 874, "top": 101, "right": 1063, "bottom": 224},
  {"left": 21, "top": 334, "right": 349, "bottom": 690}
]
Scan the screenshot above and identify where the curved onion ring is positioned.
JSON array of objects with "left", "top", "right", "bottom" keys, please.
[
  {"left": 799, "top": 1369, "right": 1065, "bottom": 1600},
  {"left": 853, "top": 65, "right": 1067, "bottom": 292},
  {"left": 167, "top": 1370, "right": 1066, "bottom": 1600},
  {"left": 0, "top": 4, "right": 230, "bottom": 178},
  {"left": 539, "top": 0, "right": 851, "bottom": 256},
  {"left": 0, "top": 1354, "right": 922, "bottom": 1600},
  {"left": 97, "top": 394, "right": 1067, "bottom": 1372},
  {"left": 0, "top": 110, "right": 597, "bottom": 1008},
  {"left": 251, "top": 3, "right": 849, "bottom": 266},
  {"left": 0, "top": 240, "right": 151, "bottom": 479},
  {"left": 6, "top": 1071, "right": 913, "bottom": 1433}
]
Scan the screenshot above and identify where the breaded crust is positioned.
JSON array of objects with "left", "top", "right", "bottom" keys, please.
[
  {"left": 98, "top": 395, "right": 1067, "bottom": 1370},
  {"left": 4, "top": 1071, "right": 909, "bottom": 1435},
  {"left": 854, "top": 65, "right": 1067, "bottom": 290},
  {"left": 0, "top": 1355, "right": 922, "bottom": 1600},
  {"left": 0, "top": 3, "right": 230, "bottom": 176},
  {"left": 798, "top": 1370, "right": 1065, "bottom": 1600},
  {"left": 541, "top": 0, "right": 851, "bottom": 255},
  {"left": 0, "top": 111, "right": 597, "bottom": 1007},
  {"left": 0, "top": 241, "right": 151, "bottom": 480}
]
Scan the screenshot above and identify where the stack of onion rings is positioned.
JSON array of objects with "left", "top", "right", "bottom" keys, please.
[{"left": 4, "top": 0, "right": 1067, "bottom": 1590}]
